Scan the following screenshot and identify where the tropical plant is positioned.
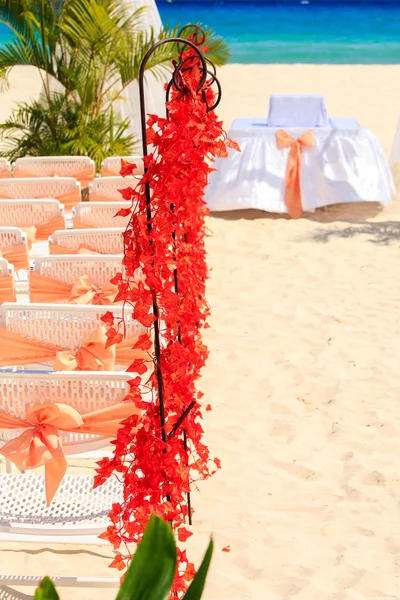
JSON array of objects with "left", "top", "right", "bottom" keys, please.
[
  {"left": 33, "top": 515, "right": 214, "bottom": 600},
  {"left": 0, "top": 0, "right": 230, "bottom": 167}
]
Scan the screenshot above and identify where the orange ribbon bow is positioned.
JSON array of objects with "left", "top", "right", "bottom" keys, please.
[
  {"left": 276, "top": 129, "right": 314, "bottom": 219},
  {"left": 29, "top": 272, "right": 118, "bottom": 305},
  {"left": 0, "top": 401, "right": 140, "bottom": 504},
  {"left": 0, "top": 325, "right": 150, "bottom": 370}
]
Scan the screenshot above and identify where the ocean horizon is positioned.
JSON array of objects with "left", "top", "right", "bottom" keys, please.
[
  {"left": 1, "top": 2, "right": 400, "bottom": 64},
  {"left": 157, "top": 1, "right": 400, "bottom": 63}
]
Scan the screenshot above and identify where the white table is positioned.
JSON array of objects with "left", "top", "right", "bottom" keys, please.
[{"left": 205, "top": 118, "right": 394, "bottom": 214}]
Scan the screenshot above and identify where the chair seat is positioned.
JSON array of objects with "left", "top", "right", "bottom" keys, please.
[{"left": 0, "top": 474, "right": 122, "bottom": 538}]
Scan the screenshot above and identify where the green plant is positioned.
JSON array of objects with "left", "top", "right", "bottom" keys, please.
[
  {"left": 34, "top": 515, "right": 213, "bottom": 600},
  {"left": 0, "top": 0, "right": 230, "bottom": 167}
]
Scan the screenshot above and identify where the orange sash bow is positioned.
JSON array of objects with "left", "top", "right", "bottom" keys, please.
[
  {"left": 0, "top": 326, "right": 150, "bottom": 370},
  {"left": 0, "top": 275, "right": 16, "bottom": 302},
  {"left": 0, "top": 401, "right": 139, "bottom": 504},
  {"left": 18, "top": 215, "right": 66, "bottom": 249},
  {"left": 14, "top": 166, "right": 95, "bottom": 189},
  {"left": 49, "top": 243, "right": 101, "bottom": 256},
  {"left": 276, "top": 129, "right": 314, "bottom": 219},
  {"left": 0, "top": 171, "right": 10, "bottom": 179},
  {"left": 0, "top": 191, "right": 80, "bottom": 212},
  {"left": 29, "top": 273, "right": 119, "bottom": 305},
  {"left": 0, "top": 244, "right": 29, "bottom": 269}
]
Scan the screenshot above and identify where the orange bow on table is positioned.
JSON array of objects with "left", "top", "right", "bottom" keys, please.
[
  {"left": 276, "top": 129, "right": 314, "bottom": 219},
  {"left": 30, "top": 273, "right": 119, "bottom": 305},
  {"left": 0, "top": 325, "right": 150, "bottom": 370},
  {"left": 0, "top": 401, "right": 140, "bottom": 504}
]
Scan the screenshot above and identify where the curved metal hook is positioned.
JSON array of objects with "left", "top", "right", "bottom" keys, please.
[{"left": 139, "top": 37, "right": 207, "bottom": 158}]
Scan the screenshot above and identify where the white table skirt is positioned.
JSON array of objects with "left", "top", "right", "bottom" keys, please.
[{"left": 205, "top": 119, "right": 394, "bottom": 214}]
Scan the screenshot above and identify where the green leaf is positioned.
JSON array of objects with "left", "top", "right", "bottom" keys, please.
[
  {"left": 116, "top": 515, "right": 177, "bottom": 600},
  {"left": 34, "top": 577, "right": 60, "bottom": 600},
  {"left": 183, "top": 540, "right": 214, "bottom": 600}
]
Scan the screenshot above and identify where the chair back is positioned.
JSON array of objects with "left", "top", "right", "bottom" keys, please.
[
  {"left": 0, "top": 371, "right": 132, "bottom": 453},
  {"left": 13, "top": 156, "right": 95, "bottom": 188},
  {"left": 0, "top": 199, "right": 65, "bottom": 228},
  {"left": 0, "top": 177, "right": 81, "bottom": 211},
  {"left": 89, "top": 176, "right": 140, "bottom": 201},
  {"left": 101, "top": 156, "right": 144, "bottom": 177},
  {"left": 73, "top": 202, "right": 129, "bottom": 229},
  {"left": 0, "top": 159, "right": 11, "bottom": 179},
  {"left": 50, "top": 228, "right": 124, "bottom": 254}
]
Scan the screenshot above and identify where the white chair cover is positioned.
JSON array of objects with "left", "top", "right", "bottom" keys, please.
[{"left": 268, "top": 94, "right": 329, "bottom": 128}]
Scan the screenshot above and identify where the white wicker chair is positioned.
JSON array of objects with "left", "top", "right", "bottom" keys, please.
[
  {"left": 0, "top": 158, "right": 11, "bottom": 179},
  {"left": 0, "top": 258, "right": 15, "bottom": 303},
  {"left": 73, "top": 201, "right": 130, "bottom": 229},
  {"left": 13, "top": 156, "right": 95, "bottom": 188},
  {"left": 89, "top": 176, "right": 140, "bottom": 201},
  {"left": 30, "top": 254, "right": 123, "bottom": 303},
  {"left": 101, "top": 156, "right": 144, "bottom": 177},
  {"left": 0, "top": 371, "right": 131, "bottom": 453},
  {"left": 0, "top": 199, "right": 65, "bottom": 256},
  {"left": 0, "top": 177, "right": 81, "bottom": 211},
  {"left": 0, "top": 227, "right": 29, "bottom": 271},
  {"left": 50, "top": 228, "right": 125, "bottom": 254},
  {"left": 0, "top": 302, "right": 146, "bottom": 371}
]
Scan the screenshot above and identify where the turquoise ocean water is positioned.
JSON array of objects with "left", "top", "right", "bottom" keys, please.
[
  {"left": 156, "top": 1, "right": 400, "bottom": 63},
  {"left": 1, "top": 2, "right": 400, "bottom": 63}
]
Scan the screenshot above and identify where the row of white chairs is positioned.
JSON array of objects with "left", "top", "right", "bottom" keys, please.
[
  {"left": 0, "top": 160, "right": 144, "bottom": 587},
  {"left": 0, "top": 155, "right": 144, "bottom": 181}
]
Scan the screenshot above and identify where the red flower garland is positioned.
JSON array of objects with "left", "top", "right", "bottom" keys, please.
[{"left": 94, "top": 53, "right": 239, "bottom": 593}]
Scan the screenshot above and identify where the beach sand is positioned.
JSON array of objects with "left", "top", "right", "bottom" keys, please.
[{"left": 2, "top": 64, "right": 400, "bottom": 599}]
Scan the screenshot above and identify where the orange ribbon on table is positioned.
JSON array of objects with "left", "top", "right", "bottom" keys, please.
[
  {"left": 276, "top": 129, "right": 314, "bottom": 219},
  {"left": 0, "top": 401, "right": 140, "bottom": 504},
  {"left": 0, "top": 244, "right": 29, "bottom": 269},
  {"left": 0, "top": 275, "right": 16, "bottom": 302},
  {"left": 29, "top": 273, "right": 119, "bottom": 305},
  {"left": 0, "top": 325, "right": 149, "bottom": 370},
  {"left": 14, "top": 166, "right": 95, "bottom": 189},
  {"left": 49, "top": 243, "right": 101, "bottom": 256}
]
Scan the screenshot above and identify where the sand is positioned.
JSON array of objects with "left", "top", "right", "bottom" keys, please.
[{"left": 2, "top": 64, "right": 400, "bottom": 599}]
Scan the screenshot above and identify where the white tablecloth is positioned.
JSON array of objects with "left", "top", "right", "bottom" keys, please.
[{"left": 205, "top": 118, "right": 394, "bottom": 214}]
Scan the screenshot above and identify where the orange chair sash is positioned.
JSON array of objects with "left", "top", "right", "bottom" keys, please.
[
  {"left": 14, "top": 166, "right": 95, "bottom": 188},
  {"left": 0, "top": 325, "right": 149, "bottom": 369},
  {"left": 0, "top": 275, "right": 16, "bottom": 302},
  {"left": 0, "top": 171, "right": 10, "bottom": 179},
  {"left": 0, "top": 244, "right": 29, "bottom": 269},
  {"left": 0, "top": 191, "right": 80, "bottom": 211},
  {"left": 89, "top": 193, "right": 118, "bottom": 202},
  {"left": 30, "top": 272, "right": 118, "bottom": 305},
  {"left": 19, "top": 215, "right": 66, "bottom": 249},
  {"left": 49, "top": 243, "right": 101, "bottom": 255},
  {"left": 0, "top": 401, "right": 139, "bottom": 504},
  {"left": 276, "top": 129, "right": 314, "bottom": 219}
]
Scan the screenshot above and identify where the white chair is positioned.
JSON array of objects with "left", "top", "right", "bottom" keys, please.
[
  {"left": 73, "top": 202, "right": 130, "bottom": 229},
  {"left": 0, "top": 302, "right": 147, "bottom": 371},
  {"left": 0, "top": 177, "right": 81, "bottom": 211},
  {"left": 50, "top": 228, "right": 125, "bottom": 254},
  {"left": 0, "top": 258, "right": 15, "bottom": 303},
  {"left": 0, "top": 199, "right": 65, "bottom": 255},
  {"left": 0, "top": 473, "right": 121, "bottom": 588},
  {"left": 267, "top": 94, "right": 329, "bottom": 128},
  {"left": 30, "top": 254, "right": 124, "bottom": 303},
  {"left": 0, "top": 158, "right": 11, "bottom": 179},
  {"left": 89, "top": 176, "right": 140, "bottom": 201},
  {"left": 13, "top": 156, "right": 95, "bottom": 188},
  {"left": 0, "top": 227, "right": 29, "bottom": 270},
  {"left": 0, "top": 371, "right": 132, "bottom": 454},
  {"left": 101, "top": 156, "right": 144, "bottom": 177}
]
